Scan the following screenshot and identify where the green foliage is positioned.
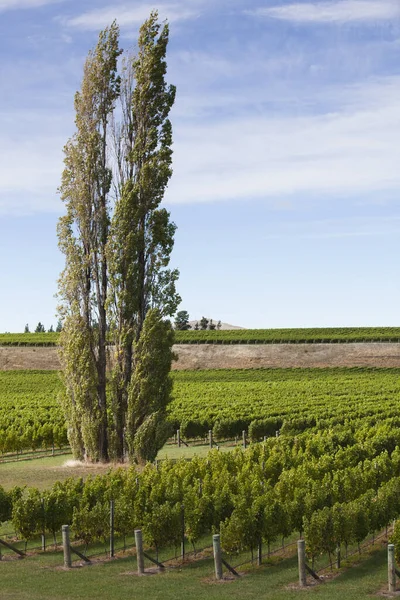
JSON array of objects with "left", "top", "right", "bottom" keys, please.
[
  {"left": 5, "top": 326, "right": 400, "bottom": 347},
  {"left": 199, "top": 317, "right": 209, "bottom": 330},
  {"left": 174, "top": 327, "right": 400, "bottom": 343},
  {"left": 0, "top": 486, "right": 13, "bottom": 524},
  {"left": 142, "top": 502, "right": 181, "bottom": 556},
  {"left": 58, "top": 315, "right": 98, "bottom": 460},
  {"left": 12, "top": 488, "right": 43, "bottom": 541},
  {"left": 43, "top": 478, "right": 83, "bottom": 541},
  {"left": 174, "top": 310, "right": 191, "bottom": 331},
  {"left": 133, "top": 411, "right": 172, "bottom": 463},
  {"left": 6, "top": 367, "right": 400, "bottom": 456},
  {"left": 128, "top": 309, "right": 175, "bottom": 462},
  {"left": 0, "top": 333, "right": 58, "bottom": 346},
  {"left": 57, "top": 21, "right": 122, "bottom": 462},
  {"left": 0, "top": 371, "right": 67, "bottom": 455},
  {"left": 249, "top": 418, "right": 283, "bottom": 442},
  {"left": 106, "top": 11, "right": 179, "bottom": 460},
  {"left": 5, "top": 432, "right": 400, "bottom": 562},
  {"left": 391, "top": 520, "right": 400, "bottom": 563},
  {"left": 169, "top": 368, "right": 400, "bottom": 441},
  {"left": 55, "top": 11, "right": 179, "bottom": 465}
]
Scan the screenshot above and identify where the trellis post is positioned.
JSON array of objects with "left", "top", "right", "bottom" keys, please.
[
  {"left": 135, "top": 529, "right": 145, "bottom": 575},
  {"left": 213, "top": 534, "right": 223, "bottom": 580},
  {"left": 388, "top": 543, "right": 396, "bottom": 593},
  {"left": 110, "top": 499, "right": 115, "bottom": 558},
  {"left": 298, "top": 539, "right": 306, "bottom": 587},
  {"left": 62, "top": 525, "right": 72, "bottom": 569}
]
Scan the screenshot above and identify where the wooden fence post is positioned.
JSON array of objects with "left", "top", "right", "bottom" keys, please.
[
  {"left": 213, "top": 534, "right": 223, "bottom": 580},
  {"left": 62, "top": 525, "right": 72, "bottom": 569},
  {"left": 242, "top": 430, "right": 246, "bottom": 449},
  {"left": 209, "top": 430, "right": 213, "bottom": 449},
  {"left": 388, "top": 543, "right": 396, "bottom": 593},
  {"left": 41, "top": 498, "right": 46, "bottom": 552},
  {"left": 177, "top": 429, "right": 181, "bottom": 448},
  {"left": 135, "top": 529, "right": 145, "bottom": 575},
  {"left": 110, "top": 499, "right": 115, "bottom": 558},
  {"left": 181, "top": 504, "right": 185, "bottom": 560},
  {"left": 298, "top": 539, "right": 306, "bottom": 587}
]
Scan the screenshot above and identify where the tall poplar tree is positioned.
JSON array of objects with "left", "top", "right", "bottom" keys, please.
[
  {"left": 57, "top": 12, "right": 179, "bottom": 463},
  {"left": 57, "top": 22, "right": 121, "bottom": 462},
  {"left": 107, "top": 12, "right": 180, "bottom": 459}
]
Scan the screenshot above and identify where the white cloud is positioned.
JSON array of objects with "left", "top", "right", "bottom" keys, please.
[
  {"left": 1, "top": 77, "right": 399, "bottom": 214},
  {"left": 250, "top": 0, "right": 400, "bottom": 23},
  {"left": 0, "top": 111, "right": 69, "bottom": 215},
  {"left": 165, "top": 76, "right": 400, "bottom": 205},
  {"left": 0, "top": 0, "right": 60, "bottom": 11},
  {"left": 263, "top": 216, "right": 400, "bottom": 240},
  {"left": 65, "top": 3, "right": 200, "bottom": 30}
]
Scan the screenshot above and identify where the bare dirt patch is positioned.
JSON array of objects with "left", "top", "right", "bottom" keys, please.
[{"left": 4, "top": 343, "right": 400, "bottom": 371}]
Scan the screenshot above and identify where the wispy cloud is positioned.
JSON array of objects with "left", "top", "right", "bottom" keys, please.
[
  {"left": 65, "top": 3, "right": 200, "bottom": 30},
  {"left": 0, "top": 107, "right": 71, "bottom": 215},
  {"left": 0, "top": 0, "right": 60, "bottom": 11},
  {"left": 263, "top": 216, "right": 400, "bottom": 240},
  {"left": 165, "top": 76, "right": 400, "bottom": 205},
  {"left": 249, "top": 0, "right": 400, "bottom": 24}
]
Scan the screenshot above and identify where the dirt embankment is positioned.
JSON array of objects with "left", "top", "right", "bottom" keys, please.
[{"left": 2, "top": 343, "right": 400, "bottom": 371}]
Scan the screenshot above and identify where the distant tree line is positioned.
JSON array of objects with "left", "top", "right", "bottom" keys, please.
[
  {"left": 24, "top": 320, "right": 62, "bottom": 334},
  {"left": 174, "top": 311, "right": 221, "bottom": 331}
]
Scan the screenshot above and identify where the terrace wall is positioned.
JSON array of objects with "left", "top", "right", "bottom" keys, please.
[{"left": 2, "top": 342, "right": 400, "bottom": 370}]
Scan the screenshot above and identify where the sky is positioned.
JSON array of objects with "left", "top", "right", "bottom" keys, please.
[{"left": 0, "top": 0, "right": 400, "bottom": 331}]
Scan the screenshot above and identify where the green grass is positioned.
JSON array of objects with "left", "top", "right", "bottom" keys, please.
[
  {"left": 3, "top": 326, "right": 400, "bottom": 346},
  {"left": 157, "top": 440, "right": 235, "bottom": 460},
  {"left": 0, "top": 454, "right": 119, "bottom": 490},
  {"left": 0, "top": 541, "right": 389, "bottom": 600},
  {"left": 0, "top": 443, "right": 234, "bottom": 490}
]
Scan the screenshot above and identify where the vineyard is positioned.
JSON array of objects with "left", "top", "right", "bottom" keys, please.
[
  {"left": 2, "top": 367, "right": 400, "bottom": 595},
  {"left": 0, "top": 371, "right": 67, "bottom": 455},
  {"left": 1, "top": 434, "right": 400, "bottom": 584},
  {"left": 3, "top": 326, "right": 400, "bottom": 346},
  {"left": 2, "top": 368, "right": 400, "bottom": 455},
  {"left": 0, "top": 333, "right": 58, "bottom": 346}
]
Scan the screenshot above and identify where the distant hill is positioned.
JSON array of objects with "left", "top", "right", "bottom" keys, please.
[{"left": 187, "top": 320, "right": 244, "bottom": 331}]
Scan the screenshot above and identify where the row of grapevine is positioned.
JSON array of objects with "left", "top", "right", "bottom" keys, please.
[
  {"left": 3, "top": 327, "right": 400, "bottom": 346},
  {"left": 0, "top": 371, "right": 67, "bottom": 454},
  {"left": 3, "top": 368, "right": 400, "bottom": 454},
  {"left": 3, "top": 429, "right": 400, "bottom": 562},
  {"left": 170, "top": 367, "right": 400, "bottom": 440}
]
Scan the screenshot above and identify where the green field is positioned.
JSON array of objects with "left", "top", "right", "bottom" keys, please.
[
  {"left": 0, "top": 370, "right": 67, "bottom": 454},
  {"left": 0, "top": 332, "right": 58, "bottom": 346},
  {"left": 1, "top": 367, "right": 400, "bottom": 598},
  {"left": 0, "top": 541, "right": 390, "bottom": 600},
  {"left": 170, "top": 367, "right": 400, "bottom": 437},
  {"left": 3, "top": 326, "right": 400, "bottom": 346},
  {"left": 2, "top": 368, "right": 400, "bottom": 454}
]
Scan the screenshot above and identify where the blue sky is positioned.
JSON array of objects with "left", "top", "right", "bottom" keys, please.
[{"left": 0, "top": 0, "right": 399, "bottom": 331}]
